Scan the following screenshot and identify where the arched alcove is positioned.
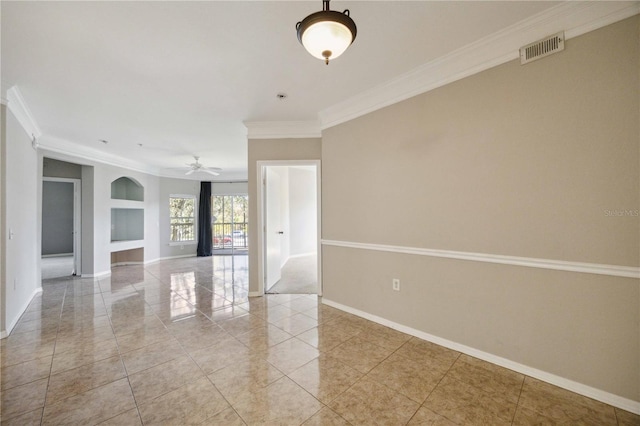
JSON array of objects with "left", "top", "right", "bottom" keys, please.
[{"left": 111, "top": 177, "right": 144, "bottom": 201}]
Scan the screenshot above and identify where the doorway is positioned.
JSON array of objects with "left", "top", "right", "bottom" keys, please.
[
  {"left": 257, "top": 161, "right": 321, "bottom": 295},
  {"left": 41, "top": 178, "right": 81, "bottom": 278}
]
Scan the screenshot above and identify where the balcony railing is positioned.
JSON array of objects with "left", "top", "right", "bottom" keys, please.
[
  {"left": 170, "top": 219, "right": 195, "bottom": 242},
  {"left": 170, "top": 219, "right": 248, "bottom": 249},
  {"left": 213, "top": 222, "right": 248, "bottom": 249}
]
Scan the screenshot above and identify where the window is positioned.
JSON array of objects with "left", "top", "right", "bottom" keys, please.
[
  {"left": 169, "top": 196, "right": 196, "bottom": 242},
  {"left": 212, "top": 195, "right": 248, "bottom": 249}
]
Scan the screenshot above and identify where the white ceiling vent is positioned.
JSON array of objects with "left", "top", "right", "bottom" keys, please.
[{"left": 520, "top": 32, "right": 564, "bottom": 65}]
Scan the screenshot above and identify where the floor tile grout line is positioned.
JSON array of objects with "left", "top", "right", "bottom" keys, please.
[
  {"left": 511, "top": 373, "right": 527, "bottom": 425},
  {"left": 15, "top": 258, "right": 635, "bottom": 426},
  {"left": 176, "top": 318, "right": 249, "bottom": 426},
  {"left": 29, "top": 259, "right": 279, "bottom": 424},
  {"left": 415, "top": 349, "right": 462, "bottom": 425},
  {"left": 282, "top": 349, "right": 358, "bottom": 424},
  {"left": 99, "top": 278, "right": 146, "bottom": 425},
  {"left": 38, "top": 279, "right": 69, "bottom": 425},
  {"left": 311, "top": 331, "right": 415, "bottom": 423}
]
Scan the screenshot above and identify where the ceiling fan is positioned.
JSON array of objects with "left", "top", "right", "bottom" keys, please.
[{"left": 185, "top": 156, "right": 221, "bottom": 176}]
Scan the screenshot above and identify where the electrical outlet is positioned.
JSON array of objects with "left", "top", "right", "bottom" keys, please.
[
  {"left": 13, "top": 278, "right": 17, "bottom": 290},
  {"left": 392, "top": 278, "right": 400, "bottom": 291}
]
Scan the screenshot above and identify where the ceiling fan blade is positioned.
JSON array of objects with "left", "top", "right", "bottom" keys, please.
[
  {"left": 185, "top": 169, "right": 195, "bottom": 175},
  {"left": 201, "top": 169, "right": 220, "bottom": 176}
]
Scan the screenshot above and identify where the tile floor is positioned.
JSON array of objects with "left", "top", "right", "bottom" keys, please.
[
  {"left": 1, "top": 256, "right": 638, "bottom": 425},
  {"left": 41, "top": 255, "right": 74, "bottom": 280}
]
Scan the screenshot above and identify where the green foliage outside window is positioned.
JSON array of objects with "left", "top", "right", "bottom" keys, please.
[{"left": 170, "top": 197, "right": 196, "bottom": 241}]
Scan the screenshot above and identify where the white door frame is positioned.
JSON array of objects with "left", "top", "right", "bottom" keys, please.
[
  {"left": 42, "top": 177, "right": 82, "bottom": 275},
  {"left": 256, "top": 160, "right": 322, "bottom": 296}
]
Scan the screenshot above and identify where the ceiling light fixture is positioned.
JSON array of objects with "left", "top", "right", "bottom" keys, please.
[{"left": 296, "top": 0, "right": 357, "bottom": 65}]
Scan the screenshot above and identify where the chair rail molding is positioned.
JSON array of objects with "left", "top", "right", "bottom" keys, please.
[{"left": 321, "top": 239, "right": 640, "bottom": 279}]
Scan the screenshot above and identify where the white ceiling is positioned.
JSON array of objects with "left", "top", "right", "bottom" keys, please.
[{"left": 1, "top": 1, "right": 621, "bottom": 180}]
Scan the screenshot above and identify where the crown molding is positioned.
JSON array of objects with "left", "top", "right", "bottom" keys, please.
[
  {"left": 4, "top": 85, "right": 161, "bottom": 175},
  {"left": 38, "top": 134, "right": 159, "bottom": 176},
  {"left": 244, "top": 121, "right": 321, "bottom": 139},
  {"left": 6, "top": 86, "right": 42, "bottom": 139},
  {"left": 319, "top": 1, "right": 640, "bottom": 130}
]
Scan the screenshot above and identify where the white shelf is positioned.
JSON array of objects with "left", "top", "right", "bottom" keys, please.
[
  {"left": 110, "top": 199, "right": 144, "bottom": 209},
  {"left": 110, "top": 239, "right": 144, "bottom": 252}
]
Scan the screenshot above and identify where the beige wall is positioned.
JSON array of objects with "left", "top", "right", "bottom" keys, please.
[
  {"left": 1, "top": 104, "right": 6, "bottom": 334},
  {"left": 247, "top": 138, "right": 321, "bottom": 294},
  {"left": 322, "top": 16, "right": 639, "bottom": 401}
]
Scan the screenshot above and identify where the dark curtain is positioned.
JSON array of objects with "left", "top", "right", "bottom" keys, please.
[{"left": 196, "top": 181, "right": 212, "bottom": 257}]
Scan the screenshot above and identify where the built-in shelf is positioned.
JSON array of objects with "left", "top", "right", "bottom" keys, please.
[
  {"left": 110, "top": 177, "right": 145, "bottom": 264},
  {"left": 111, "top": 177, "right": 144, "bottom": 202},
  {"left": 111, "top": 208, "right": 144, "bottom": 242},
  {"left": 110, "top": 239, "right": 145, "bottom": 252},
  {"left": 110, "top": 199, "right": 143, "bottom": 209}
]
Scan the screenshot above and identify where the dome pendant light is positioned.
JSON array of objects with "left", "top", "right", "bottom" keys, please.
[{"left": 296, "top": 0, "right": 357, "bottom": 65}]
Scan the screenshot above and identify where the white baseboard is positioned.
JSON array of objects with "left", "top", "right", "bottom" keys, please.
[
  {"left": 42, "top": 253, "right": 73, "bottom": 258},
  {"left": 81, "top": 270, "right": 111, "bottom": 278},
  {"left": 288, "top": 252, "right": 317, "bottom": 259},
  {"left": 111, "top": 261, "right": 144, "bottom": 267},
  {"left": 145, "top": 254, "right": 197, "bottom": 264},
  {"left": 322, "top": 298, "right": 640, "bottom": 414},
  {"left": 1, "top": 287, "right": 43, "bottom": 339}
]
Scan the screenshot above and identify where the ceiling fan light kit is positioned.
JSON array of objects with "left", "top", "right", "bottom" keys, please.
[{"left": 296, "top": 0, "right": 357, "bottom": 65}]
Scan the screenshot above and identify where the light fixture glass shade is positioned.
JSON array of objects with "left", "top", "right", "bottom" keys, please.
[
  {"left": 301, "top": 20, "right": 353, "bottom": 62},
  {"left": 296, "top": 3, "right": 357, "bottom": 64}
]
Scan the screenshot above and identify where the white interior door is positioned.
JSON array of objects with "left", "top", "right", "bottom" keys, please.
[{"left": 265, "top": 167, "right": 282, "bottom": 291}]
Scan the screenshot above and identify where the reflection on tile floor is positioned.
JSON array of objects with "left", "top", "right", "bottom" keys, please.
[{"left": 1, "top": 255, "right": 638, "bottom": 425}]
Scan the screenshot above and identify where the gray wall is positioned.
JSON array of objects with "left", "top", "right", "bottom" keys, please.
[
  {"left": 43, "top": 157, "right": 81, "bottom": 179},
  {"left": 38, "top": 151, "right": 162, "bottom": 276},
  {"left": 81, "top": 165, "right": 94, "bottom": 275},
  {"left": 1, "top": 105, "right": 41, "bottom": 336},
  {"left": 321, "top": 17, "right": 639, "bottom": 402},
  {"left": 42, "top": 181, "right": 74, "bottom": 255}
]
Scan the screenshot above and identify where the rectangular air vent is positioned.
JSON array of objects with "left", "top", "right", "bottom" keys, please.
[{"left": 520, "top": 32, "right": 564, "bottom": 65}]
